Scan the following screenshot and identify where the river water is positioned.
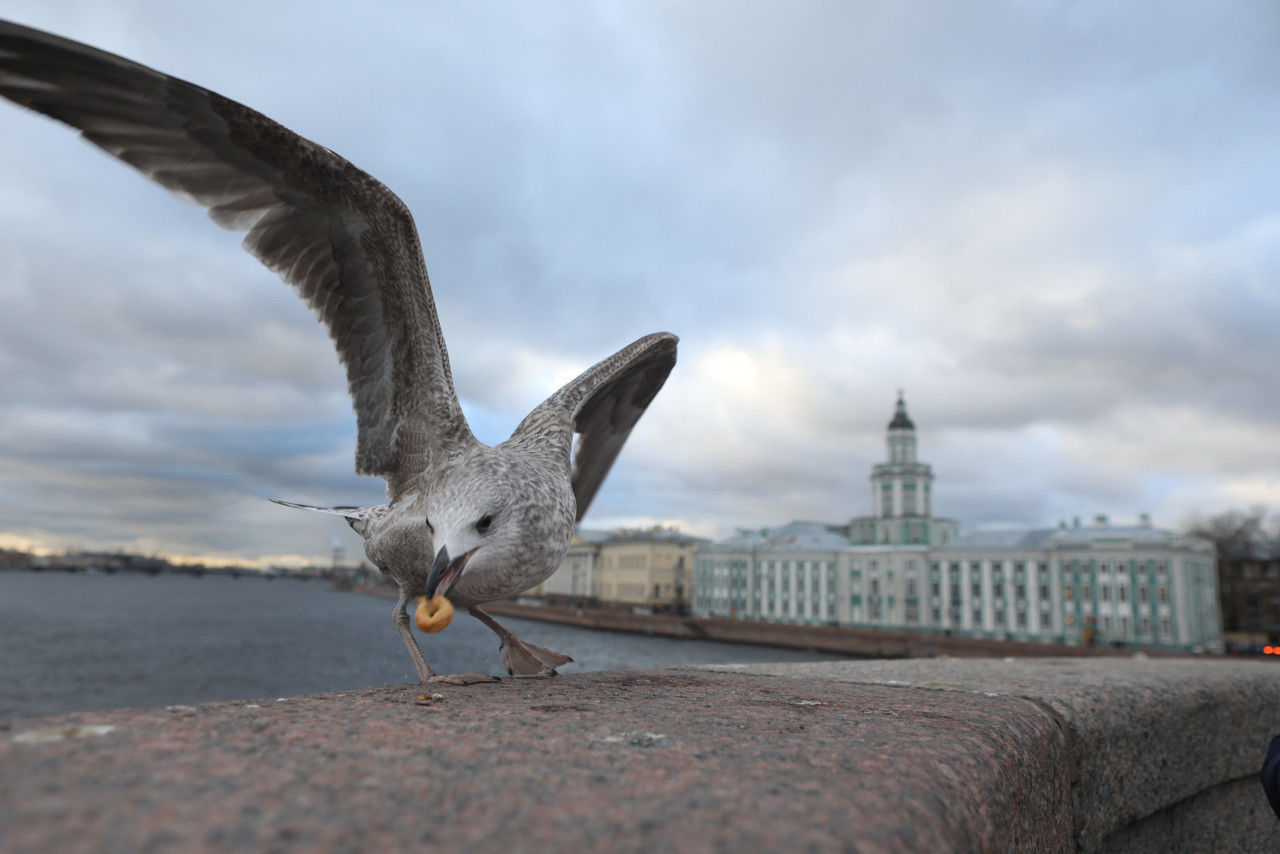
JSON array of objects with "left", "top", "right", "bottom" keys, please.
[{"left": 0, "top": 571, "right": 841, "bottom": 718}]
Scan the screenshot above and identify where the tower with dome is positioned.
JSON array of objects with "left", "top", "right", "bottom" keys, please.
[{"left": 847, "top": 392, "right": 958, "bottom": 546}]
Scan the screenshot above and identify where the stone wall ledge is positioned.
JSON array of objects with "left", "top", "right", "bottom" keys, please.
[{"left": 2, "top": 658, "right": 1277, "bottom": 852}]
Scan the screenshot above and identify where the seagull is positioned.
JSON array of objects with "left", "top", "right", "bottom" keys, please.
[{"left": 0, "top": 20, "right": 677, "bottom": 684}]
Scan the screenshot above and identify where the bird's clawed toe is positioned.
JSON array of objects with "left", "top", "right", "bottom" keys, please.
[{"left": 500, "top": 634, "right": 573, "bottom": 677}]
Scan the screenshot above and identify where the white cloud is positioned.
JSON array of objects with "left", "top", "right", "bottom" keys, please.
[{"left": 1, "top": 1, "right": 1277, "bottom": 560}]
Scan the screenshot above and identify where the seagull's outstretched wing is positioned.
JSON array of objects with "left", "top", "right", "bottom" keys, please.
[
  {"left": 515, "top": 333, "right": 677, "bottom": 522},
  {"left": 0, "top": 20, "right": 465, "bottom": 487},
  {"left": 267, "top": 499, "right": 388, "bottom": 537}
]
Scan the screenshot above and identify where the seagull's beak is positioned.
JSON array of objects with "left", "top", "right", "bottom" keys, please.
[{"left": 425, "top": 545, "right": 476, "bottom": 599}]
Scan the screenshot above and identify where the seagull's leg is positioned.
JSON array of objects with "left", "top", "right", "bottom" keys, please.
[
  {"left": 393, "top": 589, "right": 499, "bottom": 687},
  {"left": 469, "top": 607, "right": 573, "bottom": 677},
  {"left": 392, "top": 590, "right": 436, "bottom": 682}
]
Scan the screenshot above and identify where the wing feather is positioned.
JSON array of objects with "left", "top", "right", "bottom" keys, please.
[
  {"left": 514, "top": 333, "right": 677, "bottom": 522},
  {"left": 0, "top": 19, "right": 465, "bottom": 487}
]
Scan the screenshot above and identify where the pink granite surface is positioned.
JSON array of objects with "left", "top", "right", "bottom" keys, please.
[
  {"left": 0, "top": 669, "right": 1071, "bottom": 853},
  {"left": 700, "top": 657, "right": 1280, "bottom": 850}
]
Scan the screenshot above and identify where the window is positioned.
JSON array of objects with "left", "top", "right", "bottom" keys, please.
[
  {"left": 972, "top": 608, "right": 982, "bottom": 624},
  {"left": 1063, "top": 586, "right": 1074, "bottom": 599},
  {"left": 1118, "top": 587, "right": 1128, "bottom": 603},
  {"left": 1158, "top": 586, "right": 1169, "bottom": 605},
  {"left": 1139, "top": 587, "right": 1149, "bottom": 605},
  {"left": 971, "top": 583, "right": 981, "bottom": 598},
  {"left": 870, "top": 579, "right": 880, "bottom": 596},
  {"left": 906, "top": 578, "right": 917, "bottom": 597},
  {"left": 995, "top": 609, "right": 1006, "bottom": 626},
  {"left": 931, "top": 607, "right": 942, "bottom": 623},
  {"left": 1039, "top": 584, "right": 1050, "bottom": 599},
  {"left": 1101, "top": 587, "right": 1111, "bottom": 602},
  {"left": 1016, "top": 612, "right": 1026, "bottom": 628}
]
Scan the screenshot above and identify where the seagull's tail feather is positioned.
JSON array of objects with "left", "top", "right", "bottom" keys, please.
[{"left": 269, "top": 499, "right": 387, "bottom": 537}]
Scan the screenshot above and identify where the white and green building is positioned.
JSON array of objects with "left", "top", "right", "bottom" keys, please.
[{"left": 692, "top": 395, "right": 1222, "bottom": 652}]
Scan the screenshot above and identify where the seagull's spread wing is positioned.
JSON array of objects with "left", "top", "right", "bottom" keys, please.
[
  {"left": 518, "top": 333, "right": 677, "bottom": 522},
  {"left": 0, "top": 20, "right": 465, "bottom": 487}
]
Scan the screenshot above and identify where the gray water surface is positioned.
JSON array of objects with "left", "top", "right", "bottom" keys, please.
[{"left": 0, "top": 571, "right": 841, "bottom": 717}]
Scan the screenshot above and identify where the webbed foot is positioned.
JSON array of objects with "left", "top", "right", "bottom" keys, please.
[{"left": 501, "top": 635, "right": 574, "bottom": 677}]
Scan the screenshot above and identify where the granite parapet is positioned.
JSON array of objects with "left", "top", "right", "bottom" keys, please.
[
  {"left": 700, "top": 657, "right": 1280, "bottom": 850},
  {"left": 1, "top": 658, "right": 1275, "bottom": 852}
]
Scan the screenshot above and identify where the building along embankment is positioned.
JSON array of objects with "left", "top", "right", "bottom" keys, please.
[{"left": 482, "top": 598, "right": 1184, "bottom": 660}]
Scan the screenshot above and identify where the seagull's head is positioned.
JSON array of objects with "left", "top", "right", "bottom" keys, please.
[{"left": 423, "top": 448, "right": 575, "bottom": 602}]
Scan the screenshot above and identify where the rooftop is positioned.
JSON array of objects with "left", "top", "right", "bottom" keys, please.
[
  {"left": 951, "top": 522, "right": 1212, "bottom": 552},
  {"left": 887, "top": 390, "right": 915, "bottom": 431},
  {"left": 719, "top": 520, "right": 850, "bottom": 551}
]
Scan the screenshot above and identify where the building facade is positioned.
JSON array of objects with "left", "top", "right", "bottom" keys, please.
[
  {"left": 540, "top": 526, "right": 708, "bottom": 611},
  {"left": 537, "top": 529, "right": 609, "bottom": 599},
  {"left": 1217, "top": 549, "right": 1280, "bottom": 645},
  {"left": 693, "top": 396, "right": 1222, "bottom": 651}
]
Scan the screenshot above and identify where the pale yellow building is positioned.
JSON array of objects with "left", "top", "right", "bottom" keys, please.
[
  {"left": 539, "top": 526, "right": 707, "bottom": 611},
  {"left": 533, "top": 530, "right": 608, "bottom": 599}
]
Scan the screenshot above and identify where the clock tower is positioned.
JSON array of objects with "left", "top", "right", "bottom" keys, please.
[{"left": 848, "top": 392, "right": 958, "bottom": 546}]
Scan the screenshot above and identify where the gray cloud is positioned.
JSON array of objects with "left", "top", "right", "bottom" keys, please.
[{"left": 0, "top": 0, "right": 1277, "bottom": 562}]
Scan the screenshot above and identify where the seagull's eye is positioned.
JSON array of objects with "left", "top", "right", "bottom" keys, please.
[{"left": 476, "top": 514, "right": 494, "bottom": 534}]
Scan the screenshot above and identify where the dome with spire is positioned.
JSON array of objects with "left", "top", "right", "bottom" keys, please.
[{"left": 887, "top": 390, "right": 914, "bottom": 431}]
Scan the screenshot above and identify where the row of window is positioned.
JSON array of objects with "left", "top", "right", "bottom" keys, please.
[
  {"left": 1063, "top": 583, "right": 1168, "bottom": 605},
  {"left": 878, "top": 478, "right": 930, "bottom": 516},
  {"left": 699, "top": 566, "right": 1173, "bottom": 610}
]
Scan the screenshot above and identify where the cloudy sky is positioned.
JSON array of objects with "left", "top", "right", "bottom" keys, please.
[{"left": 0, "top": 1, "right": 1277, "bottom": 565}]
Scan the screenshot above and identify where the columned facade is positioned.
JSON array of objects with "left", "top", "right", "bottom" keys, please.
[{"left": 691, "top": 392, "right": 1223, "bottom": 652}]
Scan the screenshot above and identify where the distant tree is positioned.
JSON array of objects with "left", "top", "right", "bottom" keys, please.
[
  {"left": 1189, "top": 507, "right": 1280, "bottom": 639},
  {"left": 1186, "top": 507, "right": 1269, "bottom": 559}
]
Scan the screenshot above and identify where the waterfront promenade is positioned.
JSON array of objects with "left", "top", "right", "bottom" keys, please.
[
  {"left": 483, "top": 599, "right": 1181, "bottom": 660},
  {"left": 3, "top": 657, "right": 1276, "bottom": 852}
]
